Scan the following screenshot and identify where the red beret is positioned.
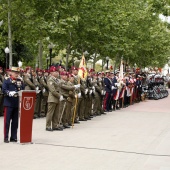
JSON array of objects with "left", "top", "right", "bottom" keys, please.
[
  {"left": 44, "top": 69, "right": 49, "bottom": 73},
  {"left": 36, "top": 68, "right": 43, "bottom": 72},
  {"left": 93, "top": 74, "right": 98, "bottom": 77},
  {"left": 89, "top": 69, "right": 95, "bottom": 73},
  {"left": 68, "top": 74, "right": 74, "bottom": 77},
  {"left": 60, "top": 71, "right": 67, "bottom": 76},
  {"left": 6, "top": 68, "right": 11, "bottom": 72},
  {"left": 71, "top": 66, "right": 78, "bottom": 71},
  {"left": 49, "top": 66, "right": 58, "bottom": 72},
  {"left": 25, "top": 66, "right": 31, "bottom": 71}
]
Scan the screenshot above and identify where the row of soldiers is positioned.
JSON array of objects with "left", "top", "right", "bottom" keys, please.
[{"left": 0, "top": 66, "right": 144, "bottom": 131}]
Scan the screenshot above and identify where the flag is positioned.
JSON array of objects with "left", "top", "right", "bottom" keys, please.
[
  {"left": 78, "top": 54, "right": 88, "bottom": 81},
  {"left": 119, "top": 58, "right": 123, "bottom": 80}
]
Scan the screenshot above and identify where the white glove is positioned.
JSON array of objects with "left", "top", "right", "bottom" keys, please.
[
  {"left": 9, "top": 91, "right": 16, "bottom": 97},
  {"left": 43, "top": 88, "right": 46, "bottom": 93},
  {"left": 111, "top": 86, "right": 115, "bottom": 90},
  {"left": 36, "top": 86, "right": 39, "bottom": 90},
  {"left": 89, "top": 90, "right": 92, "bottom": 94},
  {"left": 102, "top": 90, "right": 105, "bottom": 95},
  {"left": 85, "top": 89, "right": 88, "bottom": 94},
  {"left": 74, "top": 84, "right": 80, "bottom": 89},
  {"left": 78, "top": 92, "right": 81, "bottom": 98},
  {"left": 74, "top": 85, "right": 77, "bottom": 89},
  {"left": 59, "top": 95, "right": 64, "bottom": 101},
  {"left": 92, "top": 86, "right": 95, "bottom": 90}
]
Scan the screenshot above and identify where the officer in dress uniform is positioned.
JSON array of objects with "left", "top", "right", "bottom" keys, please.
[
  {"left": 103, "top": 71, "right": 112, "bottom": 112},
  {"left": 36, "top": 68, "right": 44, "bottom": 117},
  {"left": 2, "top": 67, "right": 24, "bottom": 143},
  {"left": 111, "top": 72, "right": 118, "bottom": 110},
  {"left": 0, "top": 67, "right": 4, "bottom": 116}
]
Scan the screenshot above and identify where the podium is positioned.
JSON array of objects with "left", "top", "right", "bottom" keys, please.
[{"left": 18, "top": 90, "right": 37, "bottom": 143}]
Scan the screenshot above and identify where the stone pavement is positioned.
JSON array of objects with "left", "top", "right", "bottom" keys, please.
[{"left": 0, "top": 91, "right": 170, "bottom": 170}]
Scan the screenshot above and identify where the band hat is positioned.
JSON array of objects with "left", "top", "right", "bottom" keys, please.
[{"left": 11, "top": 67, "right": 20, "bottom": 72}]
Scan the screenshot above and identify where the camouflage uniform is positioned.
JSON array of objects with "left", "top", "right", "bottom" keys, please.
[{"left": 46, "top": 75, "right": 61, "bottom": 131}]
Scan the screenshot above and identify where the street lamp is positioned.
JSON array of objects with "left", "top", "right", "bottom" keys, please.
[
  {"left": 84, "top": 51, "right": 89, "bottom": 56},
  {"left": 18, "top": 61, "right": 22, "bottom": 68},
  {"left": 48, "top": 44, "right": 54, "bottom": 67},
  {"left": 4, "top": 47, "right": 10, "bottom": 69},
  {"left": 106, "top": 56, "right": 109, "bottom": 70},
  {"left": 46, "top": 56, "right": 50, "bottom": 69}
]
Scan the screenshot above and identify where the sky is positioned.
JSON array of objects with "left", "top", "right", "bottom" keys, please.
[{"left": 159, "top": 14, "right": 170, "bottom": 23}]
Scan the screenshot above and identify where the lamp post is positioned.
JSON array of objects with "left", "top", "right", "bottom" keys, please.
[
  {"left": 18, "top": 61, "right": 22, "bottom": 68},
  {"left": 59, "top": 60, "right": 62, "bottom": 66},
  {"left": 4, "top": 47, "right": 10, "bottom": 69},
  {"left": 84, "top": 50, "right": 89, "bottom": 56},
  {"left": 46, "top": 56, "right": 50, "bottom": 69},
  {"left": 48, "top": 44, "right": 54, "bottom": 67},
  {"left": 106, "top": 56, "right": 109, "bottom": 70}
]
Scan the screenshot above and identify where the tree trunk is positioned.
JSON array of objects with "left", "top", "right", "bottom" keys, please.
[
  {"left": 38, "top": 40, "right": 43, "bottom": 69},
  {"left": 8, "top": 0, "right": 12, "bottom": 68},
  {"left": 66, "top": 44, "right": 71, "bottom": 71},
  {"left": 93, "top": 54, "right": 96, "bottom": 70}
]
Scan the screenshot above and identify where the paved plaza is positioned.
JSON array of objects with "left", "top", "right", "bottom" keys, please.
[{"left": 0, "top": 91, "right": 170, "bottom": 170}]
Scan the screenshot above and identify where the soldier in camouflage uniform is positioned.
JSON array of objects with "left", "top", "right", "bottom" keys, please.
[
  {"left": 71, "top": 67, "right": 81, "bottom": 123},
  {"left": 23, "top": 67, "right": 36, "bottom": 90},
  {"left": 46, "top": 66, "right": 62, "bottom": 131},
  {"left": 59, "top": 72, "right": 78, "bottom": 128},
  {"left": 31, "top": 69, "right": 41, "bottom": 118},
  {"left": 78, "top": 79, "right": 88, "bottom": 121},
  {"left": 39, "top": 70, "right": 49, "bottom": 117},
  {"left": 91, "top": 73, "right": 101, "bottom": 116},
  {"left": 66, "top": 74, "right": 76, "bottom": 125},
  {"left": 97, "top": 72, "right": 106, "bottom": 115},
  {"left": 85, "top": 70, "right": 94, "bottom": 117}
]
